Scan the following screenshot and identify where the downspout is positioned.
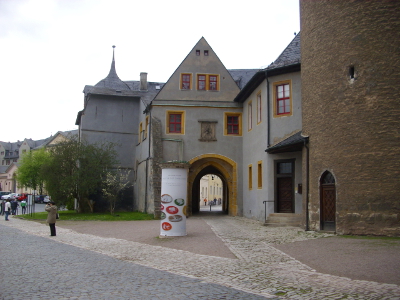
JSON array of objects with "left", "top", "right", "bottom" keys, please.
[
  {"left": 265, "top": 71, "right": 270, "bottom": 147},
  {"left": 304, "top": 137, "right": 310, "bottom": 231},
  {"left": 144, "top": 110, "right": 151, "bottom": 214}
]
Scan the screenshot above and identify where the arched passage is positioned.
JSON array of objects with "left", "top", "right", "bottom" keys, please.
[{"left": 188, "top": 154, "right": 237, "bottom": 217}]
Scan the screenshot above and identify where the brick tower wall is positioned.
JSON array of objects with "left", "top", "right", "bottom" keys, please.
[{"left": 300, "top": 0, "right": 400, "bottom": 235}]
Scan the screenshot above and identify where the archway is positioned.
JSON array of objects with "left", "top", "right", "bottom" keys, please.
[
  {"left": 320, "top": 171, "right": 336, "bottom": 231},
  {"left": 188, "top": 154, "right": 237, "bottom": 217}
]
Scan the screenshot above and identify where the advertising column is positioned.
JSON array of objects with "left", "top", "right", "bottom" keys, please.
[{"left": 160, "top": 167, "right": 188, "bottom": 236}]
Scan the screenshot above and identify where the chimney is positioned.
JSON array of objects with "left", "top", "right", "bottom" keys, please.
[{"left": 140, "top": 72, "right": 148, "bottom": 91}]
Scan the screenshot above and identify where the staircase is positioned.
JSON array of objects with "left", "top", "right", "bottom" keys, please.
[{"left": 264, "top": 213, "right": 302, "bottom": 227}]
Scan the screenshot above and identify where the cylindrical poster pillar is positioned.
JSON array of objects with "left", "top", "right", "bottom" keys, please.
[{"left": 160, "top": 166, "right": 188, "bottom": 236}]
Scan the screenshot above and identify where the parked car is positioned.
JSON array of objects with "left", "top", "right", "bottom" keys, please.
[
  {"left": 1, "top": 193, "right": 19, "bottom": 200},
  {"left": 17, "top": 193, "right": 30, "bottom": 201},
  {"left": 0, "top": 191, "right": 10, "bottom": 197},
  {"left": 34, "top": 195, "right": 46, "bottom": 204}
]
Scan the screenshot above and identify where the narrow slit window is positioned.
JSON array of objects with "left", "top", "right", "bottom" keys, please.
[{"left": 349, "top": 66, "right": 355, "bottom": 79}]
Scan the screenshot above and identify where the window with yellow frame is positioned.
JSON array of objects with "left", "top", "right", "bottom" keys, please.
[
  {"left": 273, "top": 80, "right": 293, "bottom": 117},
  {"left": 257, "top": 161, "right": 262, "bottom": 189},
  {"left": 139, "top": 122, "right": 143, "bottom": 143},
  {"left": 248, "top": 101, "right": 253, "bottom": 131},
  {"left": 180, "top": 73, "right": 192, "bottom": 90},
  {"left": 248, "top": 164, "right": 253, "bottom": 190},
  {"left": 256, "top": 92, "right": 262, "bottom": 124},
  {"left": 145, "top": 116, "right": 149, "bottom": 139},
  {"left": 166, "top": 111, "right": 185, "bottom": 134},
  {"left": 197, "top": 74, "right": 219, "bottom": 91},
  {"left": 224, "top": 112, "right": 242, "bottom": 136}
]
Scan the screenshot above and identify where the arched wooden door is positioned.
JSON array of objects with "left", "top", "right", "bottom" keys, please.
[{"left": 320, "top": 171, "right": 336, "bottom": 231}]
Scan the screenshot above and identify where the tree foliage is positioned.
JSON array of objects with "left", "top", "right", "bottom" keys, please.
[
  {"left": 15, "top": 148, "right": 50, "bottom": 194},
  {"left": 42, "top": 137, "right": 119, "bottom": 212},
  {"left": 102, "top": 169, "right": 132, "bottom": 215}
]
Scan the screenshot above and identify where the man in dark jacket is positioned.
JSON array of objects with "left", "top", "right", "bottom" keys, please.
[{"left": 10, "top": 199, "right": 19, "bottom": 215}]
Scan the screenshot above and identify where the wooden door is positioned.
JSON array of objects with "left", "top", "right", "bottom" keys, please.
[
  {"left": 320, "top": 171, "right": 336, "bottom": 231},
  {"left": 277, "top": 177, "right": 293, "bottom": 213}
]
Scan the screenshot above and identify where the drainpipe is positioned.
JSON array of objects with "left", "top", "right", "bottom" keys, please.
[
  {"left": 304, "top": 138, "right": 310, "bottom": 231},
  {"left": 265, "top": 71, "right": 270, "bottom": 147},
  {"left": 144, "top": 111, "right": 151, "bottom": 214}
]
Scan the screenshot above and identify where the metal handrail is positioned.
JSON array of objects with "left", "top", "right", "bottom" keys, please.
[{"left": 263, "top": 200, "right": 274, "bottom": 222}]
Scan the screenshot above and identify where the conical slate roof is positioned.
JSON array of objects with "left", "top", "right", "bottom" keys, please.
[{"left": 95, "top": 46, "right": 131, "bottom": 91}]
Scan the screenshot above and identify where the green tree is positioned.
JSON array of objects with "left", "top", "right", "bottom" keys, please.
[
  {"left": 42, "top": 137, "right": 119, "bottom": 212},
  {"left": 15, "top": 148, "right": 50, "bottom": 195},
  {"left": 102, "top": 168, "right": 132, "bottom": 215}
]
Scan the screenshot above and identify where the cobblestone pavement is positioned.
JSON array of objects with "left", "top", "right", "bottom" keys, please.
[{"left": 1, "top": 215, "right": 400, "bottom": 300}]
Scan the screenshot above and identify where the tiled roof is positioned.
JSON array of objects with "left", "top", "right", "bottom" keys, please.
[
  {"left": 265, "top": 131, "right": 307, "bottom": 154},
  {"left": 228, "top": 69, "right": 259, "bottom": 89},
  {"left": 266, "top": 32, "right": 300, "bottom": 70}
]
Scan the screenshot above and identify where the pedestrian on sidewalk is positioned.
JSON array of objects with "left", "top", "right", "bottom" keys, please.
[
  {"left": 4, "top": 200, "right": 11, "bottom": 221},
  {"left": 11, "top": 199, "right": 19, "bottom": 215},
  {"left": 45, "top": 201, "right": 57, "bottom": 236},
  {"left": 21, "top": 199, "right": 27, "bottom": 214},
  {"left": 204, "top": 198, "right": 207, "bottom": 206}
]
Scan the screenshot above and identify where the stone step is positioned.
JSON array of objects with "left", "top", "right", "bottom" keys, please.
[{"left": 264, "top": 213, "right": 302, "bottom": 227}]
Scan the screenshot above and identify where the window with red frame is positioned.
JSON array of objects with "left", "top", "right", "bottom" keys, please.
[
  {"left": 227, "top": 115, "right": 239, "bottom": 134},
  {"left": 169, "top": 114, "right": 182, "bottom": 133},
  {"left": 276, "top": 84, "right": 290, "bottom": 115},
  {"left": 209, "top": 75, "right": 218, "bottom": 90},
  {"left": 198, "top": 75, "right": 206, "bottom": 90},
  {"left": 181, "top": 74, "right": 191, "bottom": 90}
]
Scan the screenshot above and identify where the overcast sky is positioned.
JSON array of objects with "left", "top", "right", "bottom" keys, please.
[{"left": 0, "top": 0, "right": 300, "bottom": 143}]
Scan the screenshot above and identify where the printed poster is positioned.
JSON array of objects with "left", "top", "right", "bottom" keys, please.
[{"left": 160, "top": 168, "right": 187, "bottom": 236}]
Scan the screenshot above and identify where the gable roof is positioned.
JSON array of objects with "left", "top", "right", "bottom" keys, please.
[
  {"left": 234, "top": 33, "right": 301, "bottom": 103},
  {"left": 36, "top": 130, "right": 78, "bottom": 149}
]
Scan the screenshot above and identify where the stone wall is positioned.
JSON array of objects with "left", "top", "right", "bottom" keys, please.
[
  {"left": 300, "top": 0, "right": 400, "bottom": 235},
  {"left": 150, "top": 117, "right": 163, "bottom": 219}
]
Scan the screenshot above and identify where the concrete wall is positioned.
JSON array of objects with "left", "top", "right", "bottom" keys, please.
[{"left": 301, "top": 0, "right": 400, "bottom": 235}]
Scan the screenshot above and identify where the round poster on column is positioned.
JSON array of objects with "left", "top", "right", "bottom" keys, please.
[{"left": 160, "top": 168, "right": 187, "bottom": 236}]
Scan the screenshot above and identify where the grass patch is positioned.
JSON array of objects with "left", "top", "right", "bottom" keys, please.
[
  {"left": 338, "top": 235, "right": 400, "bottom": 241},
  {"left": 20, "top": 210, "right": 155, "bottom": 221}
]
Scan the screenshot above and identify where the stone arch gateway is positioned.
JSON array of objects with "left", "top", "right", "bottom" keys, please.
[{"left": 188, "top": 154, "right": 238, "bottom": 217}]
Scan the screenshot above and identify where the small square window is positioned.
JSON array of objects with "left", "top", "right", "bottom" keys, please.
[
  {"left": 167, "top": 111, "right": 185, "bottom": 134},
  {"left": 204, "top": 50, "right": 209, "bottom": 56},
  {"left": 224, "top": 112, "right": 242, "bottom": 136},
  {"left": 196, "top": 50, "right": 200, "bottom": 56}
]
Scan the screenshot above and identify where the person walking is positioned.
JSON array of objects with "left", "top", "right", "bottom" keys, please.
[
  {"left": 204, "top": 198, "right": 207, "bottom": 206},
  {"left": 20, "top": 199, "right": 27, "bottom": 214},
  {"left": 45, "top": 201, "right": 57, "bottom": 236},
  {"left": 11, "top": 199, "right": 19, "bottom": 215},
  {"left": 4, "top": 200, "right": 11, "bottom": 221}
]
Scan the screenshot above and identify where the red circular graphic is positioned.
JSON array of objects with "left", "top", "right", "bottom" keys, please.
[
  {"left": 162, "top": 222, "right": 172, "bottom": 231},
  {"left": 166, "top": 206, "right": 179, "bottom": 214}
]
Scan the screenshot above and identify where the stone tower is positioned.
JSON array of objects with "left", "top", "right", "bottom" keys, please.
[{"left": 300, "top": 0, "right": 400, "bottom": 235}]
